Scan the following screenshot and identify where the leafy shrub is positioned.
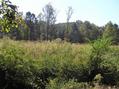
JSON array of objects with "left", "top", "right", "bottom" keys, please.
[
  {"left": 88, "top": 38, "right": 119, "bottom": 85},
  {"left": 0, "top": 40, "right": 56, "bottom": 89},
  {"left": 58, "top": 61, "right": 89, "bottom": 82},
  {"left": 88, "top": 38, "right": 111, "bottom": 81}
]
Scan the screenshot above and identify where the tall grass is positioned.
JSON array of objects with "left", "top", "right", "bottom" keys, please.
[{"left": 0, "top": 38, "right": 119, "bottom": 89}]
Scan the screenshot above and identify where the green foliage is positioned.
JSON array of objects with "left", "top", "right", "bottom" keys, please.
[
  {"left": 0, "top": 39, "right": 54, "bottom": 89},
  {"left": 0, "top": 0, "right": 24, "bottom": 32},
  {"left": 88, "top": 37, "right": 119, "bottom": 85},
  {"left": 0, "top": 42, "right": 35, "bottom": 88},
  {"left": 46, "top": 79, "right": 89, "bottom": 89},
  {"left": 61, "top": 80, "right": 88, "bottom": 89},
  {"left": 0, "top": 38, "right": 119, "bottom": 89},
  {"left": 46, "top": 78, "right": 64, "bottom": 89},
  {"left": 103, "top": 21, "right": 119, "bottom": 44},
  {"left": 88, "top": 38, "right": 112, "bottom": 82}
]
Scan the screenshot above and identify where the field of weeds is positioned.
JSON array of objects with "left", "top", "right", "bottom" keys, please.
[{"left": 0, "top": 38, "right": 119, "bottom": 89}]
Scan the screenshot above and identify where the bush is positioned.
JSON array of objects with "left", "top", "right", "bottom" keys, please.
[
  {"left": 58, "top": 61, "right": 89, "bottom": 82},
  {"left": 0, "top": 40, "right": 56, "bottom": 89},
  {"left": 88, "top": 38, "right": 119, "bottom": 85}
]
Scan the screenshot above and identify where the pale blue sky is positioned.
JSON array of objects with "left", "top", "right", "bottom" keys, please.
[{"left": 11, "top": 0, "right": 119, "bottom": 26}]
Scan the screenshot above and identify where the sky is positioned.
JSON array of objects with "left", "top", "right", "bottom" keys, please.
[{"left": 10, "top": 0, "right": 119, "bottom": 26}]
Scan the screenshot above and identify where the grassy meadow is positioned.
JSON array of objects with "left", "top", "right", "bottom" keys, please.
[{"left": 0, "top": 38, "right": 119, "bottom": 89}]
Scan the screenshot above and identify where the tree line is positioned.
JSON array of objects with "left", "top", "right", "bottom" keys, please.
[{"left": 0, "top": 2, "right": 119, "bottom": 43}]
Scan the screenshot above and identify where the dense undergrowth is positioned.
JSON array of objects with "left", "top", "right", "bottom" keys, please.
[{"left": 0, "top": 38, "right": 119, "bottom": 89}]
